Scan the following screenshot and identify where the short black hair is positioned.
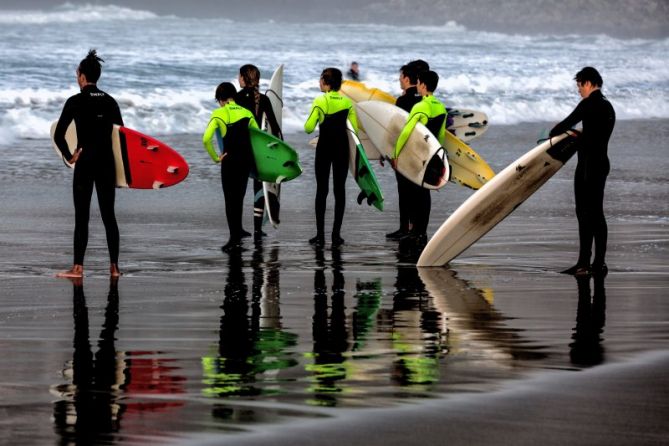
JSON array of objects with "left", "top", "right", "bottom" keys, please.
[
  {"left": 400, "top": 59, "right": 430, "bottom": 85},
  {"left": 321, "top": 67, "right": 342, "bottom": 91},
  {"left": 215, "top": 82, "right": 237, "bottom": 101},
  {"left": 78, "top": 49, "right": 104, "bottom": 83},
  {"left": 417, "top": 70, "right": 439, "bottom": 92},
  {"left": 575, "top": 66, "right": 603, "bottom": 88}
]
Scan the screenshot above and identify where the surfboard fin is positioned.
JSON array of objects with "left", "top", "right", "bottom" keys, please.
[
  {"left": 147, "top": 145, "right": 159, "bottom": 152},
  {"left": 167, "top": 166, "right": 179, "bottom": 174},
  {"left": 267, "top": 142, "right": 279, "bottom": 149},
  {"left": 357, "top": 191, "right": 367, "bottom": 205},
  {"left": 152, "top": 181, "right": 164, "bottom": 189}
]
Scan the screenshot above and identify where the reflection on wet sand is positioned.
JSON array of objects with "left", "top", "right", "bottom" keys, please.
[
  {"left": 570, "top": 275, "right": 607, "bottom": 367},
  {"left": 202, "top": 244, "right": 298, "bottom": 405},
  {"left": 307, "top": 247, "right": 349, "bottom": 406},
  {"left": 418, "top": 267, "right": 549, "bottom": 366},
  {"left": 51, "top": 278, "right": 185, "bottom": 444}
]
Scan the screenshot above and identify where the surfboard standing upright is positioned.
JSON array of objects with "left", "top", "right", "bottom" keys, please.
[
  {"left": 261, "top": 64, "right": 284, "bottom": 227},
  {"left": 417, "top": 130, "right": 580, "bottom": 267},
  {"left": 346, "top": 120, "right": 384, "bottom": 211},
  {"left": 50, "top": 121, "right": 189, "bottom": 189}
]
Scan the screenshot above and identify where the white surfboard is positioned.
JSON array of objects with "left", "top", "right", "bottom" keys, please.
[
  {"left": 355, "top": 100, "right": 449, "bottom": 190},
  {"left": 448, "top": 108, "right": 489, "bottom": 142},
  {"left": 262, "top": 64, "right": 284, "bottom": 228},
  {"left": 417, "top": 130, "right": 580, "bottom": 267}
]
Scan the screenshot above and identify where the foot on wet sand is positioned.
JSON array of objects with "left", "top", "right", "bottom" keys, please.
[
  {"left": 56, "top": 264, "right": 83, "bottom": 278},
  {"left": 591, "top": 262, "right": 608, "bottom": 277},
  {"left": 110, "top": 263, "right": 122, "bottom": 277},
  {"left": 332, "top": 235, "right": 345, "bottom": 248},
  {"left": 241, "top": 229, "right": 252, "bottom": 238},
  {"left": 221, "top": 238, "right": 243, "bottom": 252},
  {"left": 309, "top": 235, "right": 324, "bottom": 247},
  {"left": 560, "top": 264, "right": 589, "bottom": 275}
]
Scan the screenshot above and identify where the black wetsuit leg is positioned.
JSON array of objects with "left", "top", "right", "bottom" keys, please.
[
  {"left": 331, "top": 150, "right": 349, "bottom": 237},
  {"left": 72, "top": 167, "right": 95, "bottom": 265},
  {"left": 575, "top": 168, "right": 608, "bottom": 266},
  {"left": 253, "top": 179, "right": 264, "bottom": 231},
  {"left": 396, "top": 171, "right": 412, "bottom": 231},
  {"left": 72, "top": 164, "right": 119, "bottom": 265},
  {"left": 412, "top": 185, "right": 431, "bottom": 236},
  {"left": 314, "top": 148, "right": 332, "bottom": 238},
  {"left": 222, "top": 162, "right": 250, "bottom": 240},
  {"left": 95, "top": 168, "right": 119, "bottom": 264}
]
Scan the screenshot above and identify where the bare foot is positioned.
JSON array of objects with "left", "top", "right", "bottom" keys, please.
[
  {"left": 56, "top": 264, "right": 84, "bottom": 278},
  {"left": 110, "top": 263, "right": 122, "bottom": 277}
]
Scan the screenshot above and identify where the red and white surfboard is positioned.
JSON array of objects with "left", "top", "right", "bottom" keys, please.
[{"left": 51, "top": 121, "right": 189, "bottom": 189}]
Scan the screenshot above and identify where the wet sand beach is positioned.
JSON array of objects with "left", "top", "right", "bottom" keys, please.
[{"left": 1, "top": 120, "right": 668, "bottom": 445}]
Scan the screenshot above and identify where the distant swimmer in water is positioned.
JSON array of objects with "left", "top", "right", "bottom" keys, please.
[
  {"left": 551, "top": 67, "right": 615, "bottom": 277},
  {"left": 235, "top": 64, "right": 283, "bottom": 239},
  {"left": 54, "top": 49, "right": 124, "bottom": 278},
  {"left": 304, "top": 67, "right": 359, "bottom": 248},
  {"left": 202, "top": 82, "right": 259, "bottom": 252},
  {"left": 347, "top": 61, "right": 360, "bottom": 81}
]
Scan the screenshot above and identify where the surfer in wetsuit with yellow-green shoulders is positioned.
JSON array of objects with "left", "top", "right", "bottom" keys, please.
[
  {"left": 203, "top": 82, "right": 259, "bottom": 252},
  {"left": 304, "top": 68, "right": 359, "bottom": 248},
  {"left": 393, "top": 70, "right": 447, "bottom": 253}
]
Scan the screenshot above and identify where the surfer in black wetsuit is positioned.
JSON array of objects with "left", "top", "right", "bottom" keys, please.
[
  {"left": 54, "top": 50, "right": 124, "bottom": 278},
  {"left": 550, "top": 67, "right": 615, "bottom": 277},
  {"left": 387, "top": 60, "right": 430, "bottom": 241},
  {"left": 235, "top": 64, "right": 283, "bottom": 239},
  {"left": 347, "top": 61, "right": 360, "bottom": 81}
]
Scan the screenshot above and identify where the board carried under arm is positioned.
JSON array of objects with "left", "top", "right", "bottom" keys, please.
[{"left": 346, "top": 120, "right": 384, "bottom": 211}]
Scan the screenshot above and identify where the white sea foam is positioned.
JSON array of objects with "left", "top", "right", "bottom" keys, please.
[
  {"left": 0, "top": 6, "right": 667, "bottom": 142},
  {"left": 0, "top": 3, "right": 160, "bottom": 24}
]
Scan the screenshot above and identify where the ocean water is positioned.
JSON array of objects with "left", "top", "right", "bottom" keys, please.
[{"left": 0, "top": 3, "right": 668, "bottom": 145}]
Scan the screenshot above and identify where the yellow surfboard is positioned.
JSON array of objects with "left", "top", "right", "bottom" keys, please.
[{"left": 340, "top": 80, "right": 494, "bottom": 190}]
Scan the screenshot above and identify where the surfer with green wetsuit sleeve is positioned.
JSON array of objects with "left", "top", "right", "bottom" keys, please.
[
  {"left": 393, "top": 70, "right": 447, "bottom": 253},
  {"left": 202, "top": 82, "right": 259, "bottom": 252},
  {"left": 304, "top": 67, "right": 359, "bottom": 248}
]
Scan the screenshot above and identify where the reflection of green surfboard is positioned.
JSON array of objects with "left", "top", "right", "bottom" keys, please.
[
  {"left": 249, "top": 127, "right": 302, "bottom": 183},
  {"left": 347, "top": 120, "right": 383, "bottom": 211}
]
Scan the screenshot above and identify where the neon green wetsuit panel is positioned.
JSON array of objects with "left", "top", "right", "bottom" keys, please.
[
  {"left": 304, "top": 90, "right": 358, "bottom": 134},
  {"left": 202, "top": 101, "right": 259, "bottom": 163},
  {"left": 394, "top": 95, "right": 446, "bottom": 159}
]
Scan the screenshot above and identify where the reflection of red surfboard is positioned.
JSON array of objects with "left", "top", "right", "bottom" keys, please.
[{"left": 50, "top": 121, "right": 189, "bottom": 189}]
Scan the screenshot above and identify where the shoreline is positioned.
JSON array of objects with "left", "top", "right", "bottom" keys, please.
[{"left": 187, "top": 349, "right": 669, "bottom": 446}]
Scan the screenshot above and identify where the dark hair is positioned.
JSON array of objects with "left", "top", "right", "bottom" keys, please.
[
  {"left": 78, "top": 49, "right": 104, "bottom": 83},
  {"left": 239, "top": 64, "right": 261, "bottom": 115},
  {"left": 400, "top": 59, "right": 430, "bottom": 85},
  {"left": 417, "top": 70, "right": 439, "bottom": 92},
  {"left": 321, "top": 67, "right": 342, "bottom": 91},
  {"left": 239, "top": 64, "right": 261, "bottom": 89},
  {"left": 575, "top": 66, "right": 603, "bottom": 88},
  {"left": 215, "top": 82, "right": 237, "bottom": 101}
]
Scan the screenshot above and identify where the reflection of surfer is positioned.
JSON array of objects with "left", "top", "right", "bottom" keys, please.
[
  {"left": 202, "top": 82, "right": 259, "bottom": 252},
  {"left": 551, "top": 67, "right": 615, "bottom": 277},
  {"left": 54, "top": 50, "right": 124, "bottom": 279},
  {"left": 304, "top": 68, "right": 359, "bottom": 248},
  {"left": 570, "top": 275, "right": 606, "bottom": 366},
  {"left": 53, "top": 277, "right": 124, "bottom": 443},
  {"left": 308, "top": 247, "right": 349, "bottom": 406},
  {"left": 236, "top": 64, "right": 283, "bottom": 239}
]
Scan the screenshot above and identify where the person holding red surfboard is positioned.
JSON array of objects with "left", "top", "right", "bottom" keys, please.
[{"left": 54, "top": 49, "right": 124, "bottom": 279}]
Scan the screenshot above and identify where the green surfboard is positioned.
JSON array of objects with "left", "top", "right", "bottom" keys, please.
[
  {"left": 347, "top": 120, "right": 383, "bottom": 211},
  {"left": 249, "top": 127, "right": 302, "bottom": 183}
]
